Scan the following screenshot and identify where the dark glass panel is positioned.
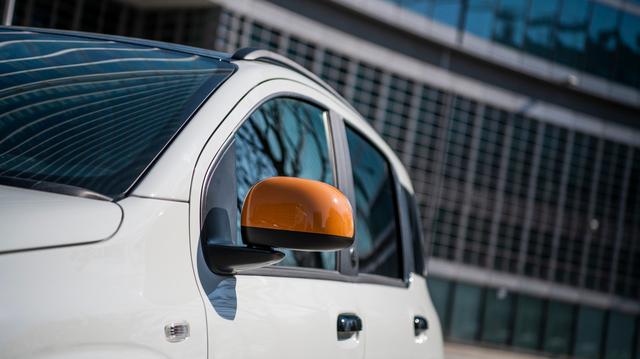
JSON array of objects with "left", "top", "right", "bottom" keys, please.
[
  {"left": 433, "top": 0, "right": 462, "bottom": 28},
  {"left": 464, "top": 0, "right": 497, "bottom": 39},
  {"left": 346, "top": 126, "right": 402, "bottom": 279},
  {"left": 524, "top": 0, "right": 559, "bottom": 57},
  {"left": 604, "top": 312, "right": 635, "bottom": 359},
  {"left": 636, "top": 323, "right": 640, "bottom": 359},
  {"left": 481, "top": 288, "right": 514, "bottom": 345},
  {"left": 585, "top": 3, "right": 619, "bottom": 78},
  {"left": 450, "top": 283, "right": 482, "bottom": 341},
  {"left": 613, "top": 13, "right": 640, "bottom": 88},
  {"left": 428, "top": 277, "right": 452, "bottom": 333},
  {"left": 554, "top": 0, "right": 590, "bottom": 69},
  {"left": 493, "top": 0, "right": 528, "bottom": 48},
  {"left": 401, "top": 0, "right": 433, "bottom": 15},
  {"left": 543, "top": 301, "right": 574, "bottom": 355},
  {"left": 30, "top": 0, "right": 55, "bottom": 28},
  {"left": 53, "top": 0, "right": 79, "bottom": 30},
  {"left": 574, "top": 306, "right": 605, "bottom": 359},
  {"left": 513, "top": 295, "right": 544, "bottom": 350}
]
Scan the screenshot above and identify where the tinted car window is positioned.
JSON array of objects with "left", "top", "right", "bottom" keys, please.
[
  {"left": 0, "top": 30, "right": 234, "bottom": 198},
  {"left": 346, "top": 126, "right": 402, "bottom": 279},
  {"left": 202, "top": 97, "right": 336, "bottom": 270}
]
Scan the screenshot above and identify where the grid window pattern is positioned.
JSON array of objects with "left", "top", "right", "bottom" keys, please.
[
  {"left": 212, "top": 10, "right": 640, "bottom": 300},
  {"left": 320, "top": 50, "right": 351, "bottom": 95},
  {"left": 381, "top": 75, "right": 415, "bottom": 156},
  {"left": 286, "top": 36, "right": 316, "bottom": 71},
  {"left": 429, "top": 277, "right": 640, "bottom": 359},
  {"left": 385, "top": 0, "right": 640, "bottom": 90},
  {"left": 352, "top": 63, "right": 384, "bottom": 123}
]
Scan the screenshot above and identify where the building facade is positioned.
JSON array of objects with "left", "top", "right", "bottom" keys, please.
[{"left": 4, "top": 0, "right": 640, "bottom": 358}]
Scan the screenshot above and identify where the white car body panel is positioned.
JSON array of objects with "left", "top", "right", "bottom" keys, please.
[
  {"left": 356, "top": 275, "right": 444, "bottom": 359},
  {"left": 202, "top": 275, "right": 365, "bottom": 359},
  {"left": 0, "top": 185, "right": 122, "bottom": 253},
  {"left": 0, "top": 197, "right": 206, "bottom": 359}
]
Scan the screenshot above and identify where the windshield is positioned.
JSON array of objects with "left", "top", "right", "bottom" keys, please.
[{"left": 0, "top": 29, "right": 234, "bottom": 199}]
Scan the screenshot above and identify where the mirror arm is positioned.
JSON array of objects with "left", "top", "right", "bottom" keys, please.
[{"left": 203, "top": 243, "right": 285, "bottom": 275}]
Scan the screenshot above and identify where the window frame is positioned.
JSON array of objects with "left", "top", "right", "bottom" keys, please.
[
  {"left": 198, "top": 89, "right": 414, "bottom": 288},
  {"left": 199, "top": 93, "right": 348, "bottom": 277}
]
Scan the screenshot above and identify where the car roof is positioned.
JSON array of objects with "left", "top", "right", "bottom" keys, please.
[{"left": 1, "top": 26, "right": 232, "bottom": 61}]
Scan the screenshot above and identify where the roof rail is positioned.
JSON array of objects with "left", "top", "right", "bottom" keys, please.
[{"left": 232, "top": 47, "right": 357, "bottom": 113}]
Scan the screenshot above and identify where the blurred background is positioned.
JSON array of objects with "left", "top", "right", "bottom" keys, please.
[{"left": 2, "top": 0, "right": 639, "bottom": 358}]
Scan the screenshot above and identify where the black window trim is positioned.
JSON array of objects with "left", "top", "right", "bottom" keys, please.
[{"left": 403, "top": 186, "right": 427, "bottom": 276}]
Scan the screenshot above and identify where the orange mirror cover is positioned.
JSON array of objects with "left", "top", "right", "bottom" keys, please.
[{"left": 241, "top": 176, "right": 354, "bottom": 239}]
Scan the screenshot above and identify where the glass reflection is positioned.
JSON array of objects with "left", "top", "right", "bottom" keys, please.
[
  {"left": 0, "top": 30, "right": 234, "bottom": 198},
  {"left": 574, "top": 306, "right": 605, "bottom": 359},
  {"left": 450, "top": 283, "right": 482, "bottom": 340},
  {"left": 614, "top": 13, "right": 640, "bottom": 87},
  {"left": 428, "top": 277, "right": 452, "bottom": 333},
  {"left": 543, "top": 301, "right": 574, "bottom": 355},
  {"left": 586, "top": 3, "right": 619, "bottom": 78},
  {"left": 235, "top": 97, "right": 335, "bottom": 269},
  {"left": 385, "top": 0, "right": 640, "bottom": 89},
  {"left": 512, "top": 295, "right": 543, "bottom": 350},
  {"left": 555, "top": 0, "right": 590, "bottom": 69},
  {"left": 604, "top": 312, "right": 635, "bottom": 359},
  {"left": 464, "top": 0, "right": 497, "bottom": 39},
  {"left": 402, "top": 0, "right": 431, "bottom": 15},
  {"left": 433, "top": 0, "right": 462, "bottom": 28},
  {"left": 346, "top": 126, "right": 401, "bottom": 279},
  {"left": 481, "top": 288, "right": 513, "bottom": 344},
  {"left": 493, "top": 0, "right": 528, "bottom": 48},
  {"left": 524, "top": 0, "right": 559, "bottom": 57}
]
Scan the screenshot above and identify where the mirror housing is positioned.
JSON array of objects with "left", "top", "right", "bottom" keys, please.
[
  {"left": 203, "top": 244, "right": 284, "bottom": 275},
  {"left": 241, "top": 176, "right": 355, "bottom": 251}
]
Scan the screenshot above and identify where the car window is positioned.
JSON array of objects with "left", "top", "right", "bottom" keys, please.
[
  {"left": 0, "top": 31, "right": 234, "bottom": 199},
  {"left": 202, "top": 97, "right": 336, "bottom": 270},
  {"left": 345, "top": 126, "right": 403, "bottom": 279}
]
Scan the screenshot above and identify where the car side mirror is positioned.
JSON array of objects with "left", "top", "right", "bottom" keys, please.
[
  {"left": 203, "top": 176, "right": 354, "bottom": 275},
  {"left": 241, "top": 176, "right": 354, "bottom": 250}
]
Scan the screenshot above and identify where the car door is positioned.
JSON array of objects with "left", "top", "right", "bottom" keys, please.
[
  {"left": 338, "top": 122, "right": 443, "bottom": 359},
  {"left": 188, "top": 79, "right": 364, "bottom": 359}
]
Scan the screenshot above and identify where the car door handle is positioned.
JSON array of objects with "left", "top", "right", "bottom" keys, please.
[
  {"left": 414, "top": 315, "right": 428, "bottom": 336},
  {"left": 337, "top": 313, "right": 363, "bottom": 334}
]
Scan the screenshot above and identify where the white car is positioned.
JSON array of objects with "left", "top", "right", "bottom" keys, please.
[{"left": 0, "top": 27, "right": 443, "bottom": 359}]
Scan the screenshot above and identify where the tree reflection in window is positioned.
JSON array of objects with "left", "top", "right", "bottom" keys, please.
[{"left": 234, "top": 97, "right": 335, "bottom": 270}]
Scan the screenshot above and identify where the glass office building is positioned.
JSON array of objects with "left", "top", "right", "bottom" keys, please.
[
  {"left": 5, "top": 0, "right": 639, "bottom": 358},
  {"left": 387, "top": 0, "right": 640, "bottom": 90}
]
